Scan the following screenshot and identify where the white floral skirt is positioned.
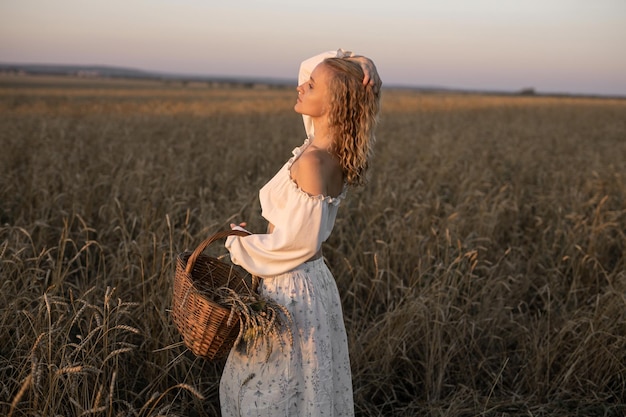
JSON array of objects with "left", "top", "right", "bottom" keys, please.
[{"left": 219, "top": 258, "right": 354, "bottom": 417}]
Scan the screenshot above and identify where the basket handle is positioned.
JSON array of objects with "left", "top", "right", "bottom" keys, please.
[{"left": 185, "top": 229, "right": 251, "bottom": 274}]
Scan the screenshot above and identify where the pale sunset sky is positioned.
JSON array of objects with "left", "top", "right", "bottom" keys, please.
[{"left": 1, "top": 0, "right": 625, "bottom": 96}]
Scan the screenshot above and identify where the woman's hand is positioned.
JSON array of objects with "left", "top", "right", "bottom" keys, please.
[
  {"left": 229, "top": 222, "right": 249, "bottom": 233},
  {"left": 350, "top": 55, "right": 382, "bottom": 95}
]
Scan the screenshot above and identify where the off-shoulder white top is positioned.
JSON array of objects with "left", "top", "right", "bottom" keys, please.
[
  {"left": 225, "top": 140, "right": 346, "bottom": 277},
  {"left": 225, "top": 49, "right": 351, "bottom": 278}
]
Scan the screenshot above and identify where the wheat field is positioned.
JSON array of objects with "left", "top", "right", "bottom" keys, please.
[{"left": 1, "top": 75, "right": 625, "bottom": 416}]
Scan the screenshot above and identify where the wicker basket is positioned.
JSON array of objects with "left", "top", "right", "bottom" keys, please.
[{"left": 172, "top": 229, "right": 256, "bottom": 360}]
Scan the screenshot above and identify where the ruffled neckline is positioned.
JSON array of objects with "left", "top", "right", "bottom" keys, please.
[{"left": 286, "top": 139, "right": 347, "bottom": 206}]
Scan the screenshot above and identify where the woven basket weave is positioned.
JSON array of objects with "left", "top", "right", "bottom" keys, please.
[{"left": 172, "top": 229, "right": 256, "bottom": 360}]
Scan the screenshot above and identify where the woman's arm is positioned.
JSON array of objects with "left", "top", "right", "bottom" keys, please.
[{"left": 225, "top": 200, "right": 329, "bottom": 278}]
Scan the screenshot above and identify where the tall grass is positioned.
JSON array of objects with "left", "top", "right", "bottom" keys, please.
[{"left": 1, "top": 76, "right": 625, "bottom": 416}]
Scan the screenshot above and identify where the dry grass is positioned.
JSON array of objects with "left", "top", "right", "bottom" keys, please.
[{"left": 1, "top": 75, "right": 625, "bottom": 416}]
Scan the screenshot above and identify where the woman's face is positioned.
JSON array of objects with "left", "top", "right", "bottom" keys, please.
[{"left": 294, "top": 62, "right": 333, "bottom": 118}]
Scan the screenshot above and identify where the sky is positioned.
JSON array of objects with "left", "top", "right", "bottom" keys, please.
[{"left": 1, "top": 0, "right": 625, "bottom": 96}]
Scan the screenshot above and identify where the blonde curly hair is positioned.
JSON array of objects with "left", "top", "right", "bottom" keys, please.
[{"left": 323, "top": 57, "right": 381, "bottom": 187}]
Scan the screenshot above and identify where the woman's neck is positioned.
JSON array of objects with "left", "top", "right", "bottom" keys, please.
[{"left": 311, "top": 119, "right": 334, "bottom": 150}]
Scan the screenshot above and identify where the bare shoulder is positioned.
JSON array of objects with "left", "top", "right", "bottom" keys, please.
[
  {"left": 291, "top": 149, "right": 343, "bottom": 197},
  {"left": 291, "top": 150, "right": 327, "bottom": 196}
]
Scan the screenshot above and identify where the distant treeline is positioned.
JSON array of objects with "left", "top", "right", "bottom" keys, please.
[{"left": 0, "top": 63, "right": 293, "bottom": 89}]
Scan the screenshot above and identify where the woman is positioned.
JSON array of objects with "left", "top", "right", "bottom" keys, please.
[{"left": 220, "top": 49, "right": 381, "bottom": 417}]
